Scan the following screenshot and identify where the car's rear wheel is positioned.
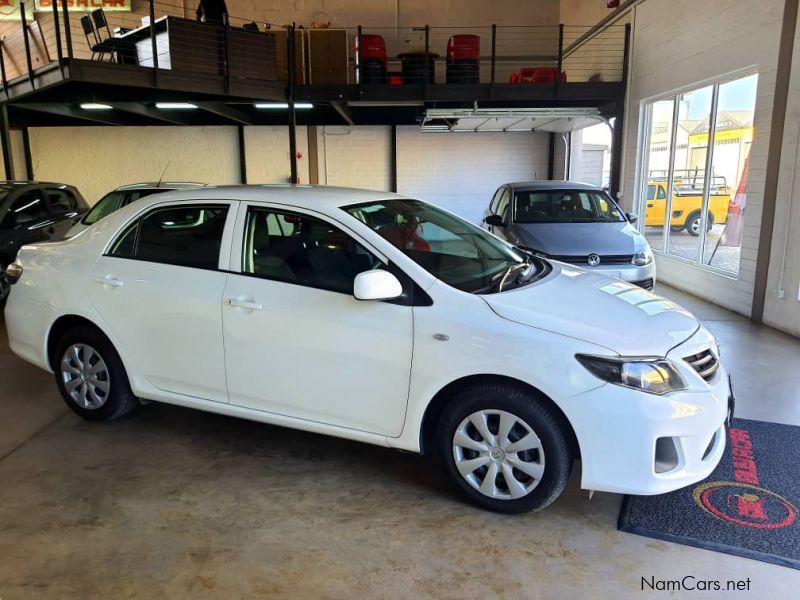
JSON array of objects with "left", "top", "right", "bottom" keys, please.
[
  {"left": 686, "top": 211, "right": 714, "bottom": 236},
  {"left": 436, "top": 382, "right": 573, "bottom": 513},
  {"left": 54, "top": 326, "right": 139, "bottom": 421}
]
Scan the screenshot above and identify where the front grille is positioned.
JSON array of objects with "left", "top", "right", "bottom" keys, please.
[
  {"left": 548, "top": 254, "right": 633, "bottom": 265},
  {"left": 684, "top": 349, "right": 719, "bottom": 382},
  {"left": 632, "top": 277, "right": 654, "bottom": 290}
]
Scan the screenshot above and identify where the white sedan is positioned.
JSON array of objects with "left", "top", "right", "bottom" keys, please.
[{"left": 3, "top": 186, "right": 732, "bottom": 513}]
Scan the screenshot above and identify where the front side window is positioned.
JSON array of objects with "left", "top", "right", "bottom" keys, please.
[
  {"left": 45, "top": 188, "right": 77, "bottom": 216},
  {"left": 109, "top": 204, "right": 229, "bottom": 270},
  {"left": 495, "top": 189, "right": 511, "bottom": 221},
  {"left": 514, "top": 190, "right": 624, "bottom": 223},
  {"left": 345, "top": 199, "right": 534, "bottom": 294},
  {"left": 243, "top": 208, "right": 381, "bottom": 294}
]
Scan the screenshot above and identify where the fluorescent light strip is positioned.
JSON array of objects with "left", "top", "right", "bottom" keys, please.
[
  {"left": 254, "top": 102, "right": 313, "bottom": 109},
  {"left": 80, "top": 103, "right": 112, "bottom": 110},
  {"left": 155, "top": 102, "right": 198, "bottom": 110}
]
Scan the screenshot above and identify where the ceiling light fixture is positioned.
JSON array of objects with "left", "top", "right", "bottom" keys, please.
[
  {"left": 155, "top": 102, "right": 198, "bottom": 109},
  {"left": 80, "top": 103, "right": 112, "bottom": 110},
  {"left": 254, "top": 102, "right": 313, "bottom": 109}
]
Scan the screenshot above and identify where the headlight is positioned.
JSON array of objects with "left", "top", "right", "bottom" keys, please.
[
  {"left": 576, "top": 354, "right": 686, "bottom": 395},
  {"left": 632, "top": 248, "right": 654, "bottom": 266}
]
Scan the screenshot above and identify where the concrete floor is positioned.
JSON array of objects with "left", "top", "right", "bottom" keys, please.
[{"left": 1, "top": 284, "right": 799, "bottom": 599}]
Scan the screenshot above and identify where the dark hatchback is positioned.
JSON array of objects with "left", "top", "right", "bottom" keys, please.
[{"left": 0, "top": 181, "right": 88, "bottom": 303}]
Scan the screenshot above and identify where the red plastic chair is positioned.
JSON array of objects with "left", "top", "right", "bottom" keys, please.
[
  {"left": 447, "top": 34, "right": 480, "bottom": 60},
  {"left": 355, "top": 34, "right": 387, "bottom": 65}
]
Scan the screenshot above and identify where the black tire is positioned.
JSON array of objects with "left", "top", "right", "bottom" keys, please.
[
  {"left": 685, "top": 211, "right": 713, "bottom": 237},
  {"left": 670, "top": 224, "right": 684, "bottom": 233},
  {"left": 0, "top": 262, "right": 9, "bottom": 309},
  {"left": 436, "top": 382, "right": 573, "bottom": 513},
  {"left": 53, "top": 325, "right": 139, "bottom": 422}
]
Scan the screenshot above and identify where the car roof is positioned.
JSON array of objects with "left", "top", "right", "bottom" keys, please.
[
  {"left": 0, "top": 180, "right": 76, "bottom": 188},
  {"left": 504, "top": 180, "right": 605, "bottom": 192},
  {"left": 114, "top": 182, "right": 206, "bottom": 191},
  {"left": 141, "top": 184, "right": 406, "bottom": 211}
]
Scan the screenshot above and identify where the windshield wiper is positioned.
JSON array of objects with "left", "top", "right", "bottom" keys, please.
[{"left": 496, "top": 259, "right": 532, "bottom": 292}]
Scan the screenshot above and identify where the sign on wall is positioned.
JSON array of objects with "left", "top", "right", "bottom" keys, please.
[
  {"left": 1, "top": 0, "right": 131, "bottom": 20},
  {"left": 34, "top": 1, "right": 132, "bottom": 11}
]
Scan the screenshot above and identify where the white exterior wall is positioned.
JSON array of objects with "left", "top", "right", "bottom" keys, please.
[
  {"left": 396, "top": 128, "right": 549, "bottom": 224},
  {"left": 764, "top": 5, "right": 800, "bottom": 337},
  {"left": 620, "top": 0, "right": 783, "bottom": 317},
  {"left": 245, "top": 126, "right": 310, "bottom": 185}
]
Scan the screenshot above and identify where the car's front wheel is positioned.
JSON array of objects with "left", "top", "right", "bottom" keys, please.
[
  {"left": 54, "top": 325, "right": 139, "bottom": 422},
  {"left": 437, "top": 382, "right": 573, "bottom": 513}
]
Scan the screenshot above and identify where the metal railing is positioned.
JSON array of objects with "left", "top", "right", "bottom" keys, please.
[{"left": 0, "top": 2, "right": 629, "bottom": 95}]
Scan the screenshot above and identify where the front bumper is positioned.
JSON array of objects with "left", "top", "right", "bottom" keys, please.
[
  {"left": 560, "top": 328, "right": 730, "bottom": 495},
  {"left": 586, "top": 261, "right": 656, "bottom": 290}
]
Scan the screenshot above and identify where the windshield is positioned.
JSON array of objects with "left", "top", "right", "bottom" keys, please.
[
  {"left": 514, "top": 190, "right": 624, "bottom": 223},
  {"left": 344, "top": 199, "right": 538, "bottom": 293},
  {"left": 83, "top": 188, "right": 165, "bottom": 225}
]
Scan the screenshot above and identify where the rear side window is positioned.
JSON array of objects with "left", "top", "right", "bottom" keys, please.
[
  {"left": 109, "top": 204, "right": 229, "bottom": 270},
  {"left": 5, "top": 190, "right": 48, "bottom": 227}
]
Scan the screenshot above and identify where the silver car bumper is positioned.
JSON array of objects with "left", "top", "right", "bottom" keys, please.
[{"left": 551, "top": 260, "right": 656, "bottom": 290}]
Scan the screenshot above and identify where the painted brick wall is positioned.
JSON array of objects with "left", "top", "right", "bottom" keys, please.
[
  {"left": 396, "top": 127, "right": 549, "bottom": 224},
  {"left": 245, "top": 126, "right": 309, "bottom": 185},
  {"left": 620, "top": 0, "right": 783, "bottom": 317},
  {"left": 319, "top": 126, "right": 392, "bottom": 191}
]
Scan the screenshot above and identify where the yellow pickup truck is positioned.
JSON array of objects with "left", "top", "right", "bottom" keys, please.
[{"left": 644, "top": 181, "right": 730, "bottom": 236}]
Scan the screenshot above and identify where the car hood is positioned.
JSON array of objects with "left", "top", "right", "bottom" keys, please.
[
  {"left": 514, "top": 222, "right": 642, "bottom": 256},
  {"left": 481, "top": 264, "right": 699, "bottom": 356}
]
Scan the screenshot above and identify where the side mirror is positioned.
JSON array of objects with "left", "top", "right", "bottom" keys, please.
[
  {"left": 354, "top": 269, "right": 403, "bottom": 301},
  {"left": 626, "top": 212, "right": 638, "bottom": 224},
  {"left": 485, "top": 214, "right": 506, "bottom": 227}
]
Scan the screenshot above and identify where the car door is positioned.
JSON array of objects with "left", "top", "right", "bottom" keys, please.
[
  {"left": 43, "top": 187, "right": 82, "bottom": 239},
  {"left": 221, "top": 203, "right": 413, "bottom": 437},
  {"left": 89, "top": 201, "right": 235, "bottom": 402}
]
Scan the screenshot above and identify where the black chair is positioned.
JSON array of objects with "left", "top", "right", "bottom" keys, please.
[{"left": 84, "top": 9, "right": 120, "bottom": 62}]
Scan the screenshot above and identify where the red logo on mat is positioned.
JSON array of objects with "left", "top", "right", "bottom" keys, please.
[{"left": 692, "top": 428, "right": 798, "bottom": 529}]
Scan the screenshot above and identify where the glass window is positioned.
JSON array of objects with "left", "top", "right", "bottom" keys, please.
[
  {"left": 489, "top": 188, "right": 503, "bottom": 213},
  {"left": 641, "top": 99, "right": 675, "bottom": 253},
  {"left": 637, "top": 72, "right": 758, "bottom": 276},
  {"left": 667, "top": 85, "right": 713, "bottom": 262},
  {"left": 110, "top": 205, "right": 229, "bottom": 270},
  {"left": 243, "top": 208, "right": 381, "bottom": 294},
  {"left": 495, "top": 189, "right": 511, "bottom": 221},
  {"left": 6, "top": 190, "right": 48, "bottom": 227},
  {"left": 703, "top": 74, "right": 758, "bottom": 273},
  {"left": 45, "top": 188, "right": 77, "bottom": 216},
  {"left": 345, "top": 199, "right": 534, "bottom": 294},
  {"left": 514, "top": 190, "right": 624, "bottom": 223}
]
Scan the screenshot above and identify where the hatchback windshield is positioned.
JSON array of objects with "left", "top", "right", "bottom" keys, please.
[
  {"left": 514, "top": 190, "right": 624, "bottom": 223},
  {"left": 345, "top": 199, "right": 538, "bottom": 293}
]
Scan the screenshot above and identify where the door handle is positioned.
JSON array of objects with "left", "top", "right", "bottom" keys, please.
[
  {"left": 225, "top": 297, "right": 262, "bottom": 311},
  {"left": 647, "top": 203, "right": 654, "bottom": 208},
  {"left": 47, "top": 226, "right": 55, "bottom": 234},
  {"left": 95, "top": 275, "right": 124, "bottom": 288}
]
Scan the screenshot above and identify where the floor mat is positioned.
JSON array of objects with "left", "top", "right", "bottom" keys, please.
[{"left": 618, "top": 418, "right": 800, "bottom": 569}]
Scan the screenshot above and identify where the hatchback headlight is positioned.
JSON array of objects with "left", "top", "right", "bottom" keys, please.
[
  {"left": 632, "top": 248, "right": 654, "bottom": 266},
  {"left": 576, "top": 354, "right": 686, "bottom": 395}
]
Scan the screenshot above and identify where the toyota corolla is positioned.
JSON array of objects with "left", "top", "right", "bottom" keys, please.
[{"left": 3, "top": 186, "right": 732, "bottom": 513}]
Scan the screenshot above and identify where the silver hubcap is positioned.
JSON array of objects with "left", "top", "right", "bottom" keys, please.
[
  {"left": 691, "top": 218, "right": 701, "bottom": 234},
  {"left": 453, "top": 409, "right": 545, "bottom": 500},
  {"left": 60, "top": 344, "right": 110, "bottom": 410}
]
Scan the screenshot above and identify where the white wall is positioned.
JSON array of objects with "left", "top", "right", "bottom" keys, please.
[
  {"left": 396, "top": 128, "right": 549, "bottom": 223},
  {"left": 245, "top": 126, "right": 309, "bottom": 185},
  {"left": 319, "top": 126, "right": 392, "bottom": 191},
  {"left": 764, "top": 5, "right": 800, "bottom": 337},
  {"left": 620, "top": 0, "right": 783, "bottom": 317},
  {"left": 28, "top": 126, "right": 240, "bottom": 203}
]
